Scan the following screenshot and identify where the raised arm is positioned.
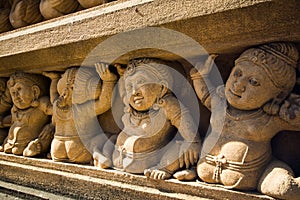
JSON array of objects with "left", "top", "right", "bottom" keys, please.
[
  {"left": 94, "top": 63, "right": 118, "bottom": 115},
  {"left": 42, "top": 72, "right": 61, "bottom": 104},
  {"left": 190, "top": 55, "right": 218, "bottom": 110}
]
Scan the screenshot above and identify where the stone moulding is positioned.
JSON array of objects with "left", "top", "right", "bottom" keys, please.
[
  {"left": 0, "top": 0, "right": 299, "bottom": 76},
  {"left": 0, "top": 153, "right": 274, "bottom": 200}
]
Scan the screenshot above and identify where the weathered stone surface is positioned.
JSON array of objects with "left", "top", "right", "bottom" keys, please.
[
  {"left": 112, "top": 58, "right": 200, "bottom": 180},
  {"left": 0, "top": 0, "right": 298, "bottom": 76},
  {"left": 1, "top": 72, "right": 53, "bottom": 157}
]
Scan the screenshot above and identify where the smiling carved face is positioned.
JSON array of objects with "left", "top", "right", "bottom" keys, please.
[
  {"left": 10, "top": 81, "right": 38, "bottom": 110},
  {"left": 225, "top": 60, "right": 282, "bottom": 110},
  {"left": 125, "top": 70, "right": 162, "bottom": 112}
]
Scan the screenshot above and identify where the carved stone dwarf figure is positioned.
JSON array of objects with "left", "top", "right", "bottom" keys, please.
[
  {"left": 112, "top": 58, "right": 200, "bottom": 180},
  {"left": 40, "top": 0, "right": 80, "bottom": 20},
  {"left": 0, "top": 78, "right": 12, "bottom": 145},
  {"left": 43, "top": 64, "right": 117, "bottom": 165},
  {"left": 9, "top": 0, "right": 43, "bottom": 29},
  {"left": 2, "top": 72, "right": 54, "bottom": 157},
  {"left": 190, "top": 42, "right": 300, "bottom": 199}
]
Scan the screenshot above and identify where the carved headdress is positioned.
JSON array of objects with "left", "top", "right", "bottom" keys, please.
[
  {"left": 125, "top": 58, "right": 174, "bottom": 90},
  {"left": 235, "top": 42, "right": 299, "bottom": 93},
  {"left": 8, "top": 71, "right": 48, "bottom": 97},
  {"left": 71, "top": 67, "right": 101, "bottom": 104}
]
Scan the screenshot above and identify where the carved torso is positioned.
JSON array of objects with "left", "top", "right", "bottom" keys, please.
[
  {"left": 8, "top": 105, "right": 49, "bottom": 144},
  {"left": 52, "top": 101, "right": 77, "bottom": 138},
  {"left": 198, "top": 87, "right": 283, "bottom": 189}
]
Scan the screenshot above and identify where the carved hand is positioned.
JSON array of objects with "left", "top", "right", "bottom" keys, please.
[
  {"left": 190, "top": 54, "right": 218, "bottom": 77},
  {"left": 95, "top": 62, "right": 117, "bottom": 82},
  {"left": 42, "top": 72, "right": 61, "bottom": 80},
  {"left": 113, "top": 63, "right": 126, "bottom": 76},
  {"left": 179, "top": 142, "right": 200, "bottom": 169}
]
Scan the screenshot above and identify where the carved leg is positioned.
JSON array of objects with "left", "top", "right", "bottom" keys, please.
[
  {"left": 12, "top": 143, "right": 27, "bottom": 155},
  {"left": 94, "top": 135, "right": 117, "bottom": 169},
  {"left": 66, "top": 139, "right": 92, "bottom": 164},
  {"left": 258, "top": 159, "right": 300, "bottom": 200},
  {"left": 144, "top": 142, "right": 181, "bottom": 180},
  {"left": 51, "top": 138, "right": 68, "bottom": 162},
  {"left": 23, "top": 124, "right": 55, "bottom": 157},
  {"left": 173, "top": 167, "right": 197, "bottom": 181},
  {"left": 3, "top": 141, "right": 13, "bottom": 153}
]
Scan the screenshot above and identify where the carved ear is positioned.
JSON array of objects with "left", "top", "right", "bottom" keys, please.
[
  {"left": 160, "top": 80, "right": 169, "bottom": 97},
  {"left": 32, "top": 85, "right": 40, "bottom": 99}
]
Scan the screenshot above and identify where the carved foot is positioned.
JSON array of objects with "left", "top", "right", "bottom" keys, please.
[
  {"left": 93, "top": 151, "right": 112, "bottom": 169},
  {"left": 173, "top": 168, "right": 197, "bottom": 181},
  {"left": 144, "top": 168, "right": 172, "bottom": 180},
  {"left": 23, "top": 139, "right": 41, "bottom": 157},
  {"left": 258, "top": 159, "right": 300, "bottom": 200}
]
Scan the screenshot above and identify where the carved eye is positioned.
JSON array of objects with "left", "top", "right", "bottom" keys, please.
[
  {"left": 249, "top": 78, "right": 260, "bottom": 86},
  {"left": 126, "top": 84, "right": 133, "bottom": 91},
  {"left": 137, "top": 78, "right": 145, "bottom": 85},
  {"left": 234, "top": 69, "right": 242, "bottom": 77}
]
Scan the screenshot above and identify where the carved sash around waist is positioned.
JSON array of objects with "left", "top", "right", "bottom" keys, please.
[{"left": 205, "top": 150, "right": 272, "bottom": 181}]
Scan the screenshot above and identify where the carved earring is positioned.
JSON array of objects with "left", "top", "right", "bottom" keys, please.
[
  {"left": 152, "top": 98, "right": 160, "bottom": 111},
  {"left": 31, "top": 97, "right": 39, "bottom": 107}
]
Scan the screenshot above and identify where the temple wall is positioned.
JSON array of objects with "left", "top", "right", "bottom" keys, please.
[{"left": 0, "top": 0, "right": 299, "bottom": 199}]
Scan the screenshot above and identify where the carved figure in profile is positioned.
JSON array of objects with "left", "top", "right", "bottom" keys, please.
[
  {"left": 2, "top": 72, "right": 53, "bottom": 157},
  {"left": 0, "top": 78, "right": 12, "bottom": 145},
  {"left": 190, "top": 42, "right": 300, "bottom": 199},
  {"left": 40, "top": 0, "right": 80, "bottom": 20},
  {"left": 44, "top": 64, "right": 117, "bottom": 165},
  {"left": 0, "top": 0, "right": 13, "bottom": 33},
  {"left": 112, "top": 58, "right": 200, "bottom": 180},
  {"left": 77, "top": 0, "right": 114, "bottom": 9},
  {"left": 9, "top": 0, "right": 43, "bottom": 29}
]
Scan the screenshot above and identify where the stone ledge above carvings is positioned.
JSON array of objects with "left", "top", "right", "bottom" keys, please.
[
  {"left": 0, "top": 153, "right": 274, "bottom": 200},
  {"left": 0, "top": 0, "right": 299, "bottom": 76}
]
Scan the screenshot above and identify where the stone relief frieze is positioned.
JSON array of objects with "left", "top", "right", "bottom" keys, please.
[{"left": 0, "top": 42, "right": 299, "bottom": 199}]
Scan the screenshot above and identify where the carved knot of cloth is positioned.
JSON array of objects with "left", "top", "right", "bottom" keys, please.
[{"left": 206, "top": 150, "right": 272, "bottom": 181}]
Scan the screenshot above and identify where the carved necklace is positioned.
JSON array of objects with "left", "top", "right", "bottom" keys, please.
[
  {"left": 54, "top": 101, "right": 72, "bottom": 120},
  {"left": 226, "top": 105, "right": 263, "bottom": 121},
  {"left": 129, "top": 107, "right": 159, "bottom": 127},
  {"left": 14, "top": 106, "right": 34, "bottom": 121}
]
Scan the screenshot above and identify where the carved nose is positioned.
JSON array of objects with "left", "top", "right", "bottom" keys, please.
[
  {"left": 233, "top": 80, "right": 245, "bottom": 92},
  {"left": 131, "top": 86, "right": 140, "bottom": 96},
  {"left": 61, "top": 89, "right": 69, "bottom": 99}
]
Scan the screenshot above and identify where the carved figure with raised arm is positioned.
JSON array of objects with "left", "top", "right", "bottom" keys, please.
[
  {"left": 113, "top": 58, "right": 200, "bottom": 180},
  {"left": 0, "top": 78, "right": 12, "bottom": 145},
  {"left": 43, "top": 64, "right": 117, "bottom": 165},
  {"left": 3, "top": 72, "right": 53, "bottom": 157},
  {"left": 190, "top": 42, "right": 300, "bottom": 199}
]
